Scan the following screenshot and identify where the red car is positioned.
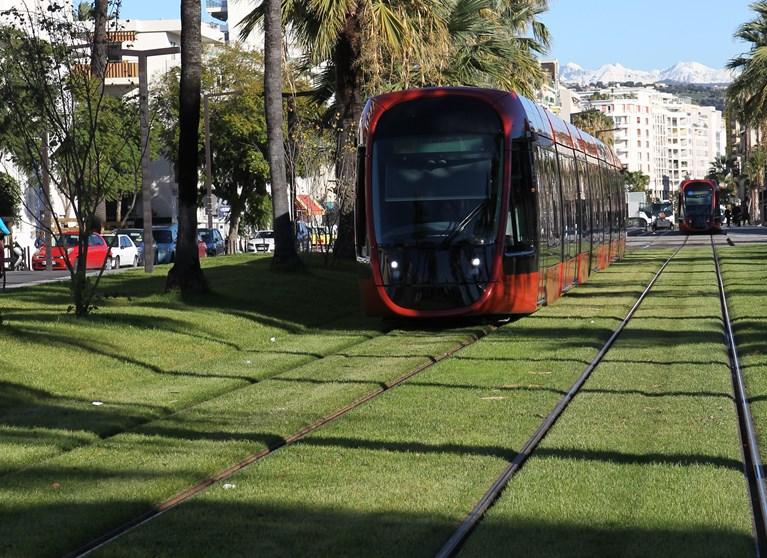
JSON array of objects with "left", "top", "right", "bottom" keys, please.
[{"left": 32, "top": 233, "right": 111, "bottom": 271}]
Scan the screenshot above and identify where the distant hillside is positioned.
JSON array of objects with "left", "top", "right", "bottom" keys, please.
[{"left": 656, "top": 83, "right": 727, "bottom": 112}]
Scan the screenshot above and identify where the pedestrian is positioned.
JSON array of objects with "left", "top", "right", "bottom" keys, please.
[
  {"left": 724, "top": 207, "right": 731, "bottom": 227},
  {"left": 733, "top": 205, "right": 742, "bottom": 227}
]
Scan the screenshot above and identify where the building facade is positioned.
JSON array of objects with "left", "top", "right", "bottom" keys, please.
[{"left": 584, "top": 86, "right": 725, "bottom": 201}]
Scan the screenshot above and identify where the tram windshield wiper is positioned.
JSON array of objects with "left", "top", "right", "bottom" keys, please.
[{"left": 440, "top": 200, "right": 488, "bottom": 248}]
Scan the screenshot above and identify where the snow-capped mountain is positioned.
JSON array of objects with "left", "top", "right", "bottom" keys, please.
[{"left": 560, "top": 61, "right": 732, "bottom": 85}]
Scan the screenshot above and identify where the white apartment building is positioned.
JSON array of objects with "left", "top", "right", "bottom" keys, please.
[
  {"left": 206, "top": 0, "right": 263, "bottom": 48},
  {"left": 584, "top": 86, "right": 725, "bottom": 200}
]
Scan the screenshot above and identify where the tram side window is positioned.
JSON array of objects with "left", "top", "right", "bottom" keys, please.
[
  {"left": 577, "top": 159, "right": 591, "bottom": 241},
  {"left": 589, "top": 161, "right": 603, "bottom": 241},
  {"left": 507, "top": 143, "right": 536, "bottom": 252},
  {"left": 558, "top": 152, "right": 578, "bottom": 258},
  {"left": 534, "top": 146, "right": 561, "bottom": 263}
]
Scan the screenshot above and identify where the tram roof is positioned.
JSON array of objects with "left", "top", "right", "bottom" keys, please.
[{"left": 362, "top": 87, "right": 621, "bottom": 167}]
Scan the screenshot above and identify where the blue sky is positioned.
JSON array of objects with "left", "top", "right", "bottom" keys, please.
[
  {"left": 540, "top": 0, "right": 754, "bottom": 70},
  {"left": 120, "top": 0, "right": 756, "bottom": 70}
]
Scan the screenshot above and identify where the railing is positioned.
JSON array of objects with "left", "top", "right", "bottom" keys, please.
[
  {"left": 73, "top": 61, "right": 139, "bottom": 80},
  {"left": 105, "top": 61, "right": 138, "bottom": 79}
]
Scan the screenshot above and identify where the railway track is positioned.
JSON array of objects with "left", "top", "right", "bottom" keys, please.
[
  {"left": 712, "top": 236, "right": 767, "bottom": 555},
  {"left": 66, "top": 323, "right": 498, "bottom": 558},
  {"left": 437, "top": 235, "right": 767, "bottom": 558}
]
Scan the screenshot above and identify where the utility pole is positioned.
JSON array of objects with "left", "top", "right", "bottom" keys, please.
[
  {"left": 118, "top": 46, "right": 180, "bottom": 272},
  {"left": 42, "top": 133, "right": 52, "bottom": 272}
]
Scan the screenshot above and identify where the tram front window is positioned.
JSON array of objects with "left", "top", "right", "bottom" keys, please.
[
  {"left": 684, "top": 186, "right": 713, "bottom": 216},
  {"left": 372, "top": 133, "right": 502, "bottom": 246}
]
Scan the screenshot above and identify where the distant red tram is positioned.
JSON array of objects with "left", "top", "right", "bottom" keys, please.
[
  {"left": 677, "top": 179, "right": 722, "bottom": 233},
  {"left": 355, "top": 87, "right": 625, "bottom": 318}
]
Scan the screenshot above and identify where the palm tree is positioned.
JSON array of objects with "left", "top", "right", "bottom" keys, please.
[
  {"left": 241, "top": 0, "right": 550, "bottom": 259},
  {"left": 264, "top": 0, "right": 301, "bottom": 266},
  {"left": 166, "top": 0, "right": 208, "bottom": 292},
  {"left": 727, "top": 1, "right": 767, "bottom": 126}
]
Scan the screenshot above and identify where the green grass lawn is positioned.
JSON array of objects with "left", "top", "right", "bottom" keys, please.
[
  {"left": 0, "top": 255, "right": 490, "bottom": 557},
  {"left": 5, "top": 247, "right": 759, "bottom": 558},
  {"left": 460, "top": 245, "right": 755, "bottom": 557},
  {"left": 88, "top": 250, "right": 674, "bottom": 558},
  {"left": 720, "top": 244, "right": 767, "bottom": 465}
]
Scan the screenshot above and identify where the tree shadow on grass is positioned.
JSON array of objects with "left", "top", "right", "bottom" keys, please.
[{"left": 9, "top": 499, "right": 750, "bottom": 558}]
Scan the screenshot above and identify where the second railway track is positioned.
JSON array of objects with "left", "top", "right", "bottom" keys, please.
[{"left": 440, "top": 235, "right": 767, "bottom": 558}]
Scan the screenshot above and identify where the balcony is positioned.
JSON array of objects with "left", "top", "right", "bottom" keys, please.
[
  {"left": 206, "top": 0, "right": 228, "bottom": 22},
  {"left": 72, "top": 61, "right": 139, "bottom": 86}
]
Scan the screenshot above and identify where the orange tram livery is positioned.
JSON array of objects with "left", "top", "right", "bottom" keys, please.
[
  {"left": 677, "top": 178, "right": 722, "bottom": 234},
  {"left": 354, "top": 87, "right": 626, "bottom": 318}
]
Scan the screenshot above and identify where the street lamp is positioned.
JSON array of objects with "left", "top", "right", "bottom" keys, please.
[{"left": 117, "top": 46, "right": 180, "bottom": 273}]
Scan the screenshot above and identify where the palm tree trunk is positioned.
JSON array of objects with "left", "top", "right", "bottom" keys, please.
[
  {"left": 90, "top": 0, "right": 108, "bottom": 77},
  {"left": 264, "top": 0, "right": 300, "bottom": 267},
  {"left": 166, "top": 0, "right": 208, "bottom": 292},
  {"left": 332, "top": 5, "right": 364, "bottom": 260}
]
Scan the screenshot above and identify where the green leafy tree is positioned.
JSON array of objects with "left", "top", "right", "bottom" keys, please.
[
  {"left": 155, "top": 45, "right": 327, "bottom": 257},
  {"left": 240, "top": 191, "right": 273, "bottom": 235},
  {"left": 625, "top": 170, "right": 650, "bottom": 193},
  {"left": 0, "top": 0, "right": 139, "bottom": 316},
  {"left": 0, "top": 172, "right": 20, "bottom": 220},
  {"left": 241, "top": 0, "right": 551, "bottom": 259}
]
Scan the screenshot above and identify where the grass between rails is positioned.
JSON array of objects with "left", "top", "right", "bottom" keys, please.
[
  {"left": 92, "top": 250, "right": 674, "bottom": 558},
  {"left": 720, "top": 244, "right": 767, "bottom": 466},
  {"left": 461, "top": 245, "right": 754, "bottom": 557},
  {"left": 0, "top": 255, "right": 489, "bottom": 558}
]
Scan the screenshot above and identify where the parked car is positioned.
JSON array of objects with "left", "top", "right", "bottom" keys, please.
[
  {"left": 103, "top": 233, "right": 140, "bottom": 267},
  {"left": 626, "top": 216, "right": 648, "bottom": 236},
  {"left": 32, "top": 232, "right": 111, "bottom": 271},
  {"left": 652, "top": 211, "right": 674, "bottom": 231},
  {"left": 198, "top": 227, "right": 225, "bottom": 256},
  {"left": 197, "top": 233, "right": 208, "bottom": 259},
  {"left": 152, "top": 225, "right": 177, "bottom": 264},
  {"left": 248, "top": 230, "right": 274, "bottom": 253},
  {"left": 116, "top": 228, "right": 146, "bottom": 266}
]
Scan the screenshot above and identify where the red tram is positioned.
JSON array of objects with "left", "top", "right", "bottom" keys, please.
[
  {"left": 677, "top": 179, "right": 722, "bottom": 233},
  {"left": 355, "top": 87, "right": 625, "bottom": 318}
]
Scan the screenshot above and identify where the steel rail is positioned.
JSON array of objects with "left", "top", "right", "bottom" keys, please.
[
  {"left": 711, "top": 235, "right": 767, "bottom": 557},
  {"left": 67, "top": 324, "right": 496, "bottom": 558},
  {"left": 436, "top": 238, "right": 689, "bottom": 558}
]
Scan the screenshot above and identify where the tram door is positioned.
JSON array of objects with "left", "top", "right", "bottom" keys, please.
[{"left": 534, "top": 145, "right": 563, "bottom": 304}]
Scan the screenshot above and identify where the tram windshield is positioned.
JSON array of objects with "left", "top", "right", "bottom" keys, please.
[
  {"left": 370, "top": 98, "right": 503, "bottom": 247},
  {"left": 683, "top": 184, "right": 714, "bottom": 216}
]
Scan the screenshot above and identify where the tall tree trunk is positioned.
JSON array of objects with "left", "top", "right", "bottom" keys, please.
[
  {"left": 332, "top": 6, "right": 364, "bottom": 260},
  {"left": 166, "top": 0, "right": 208, "bottom": 292},
  {"left": 226, "top": 204, "right": 241, "bottom": 255},
  {"left": 264, "top": 0, "right": 300, "bottom": 267},
  {"left": 90, "top": 0, "right": 108, "bottom": 77},
  {"left": 92, "top": 0, "right": 109, "bottom": 227}
]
